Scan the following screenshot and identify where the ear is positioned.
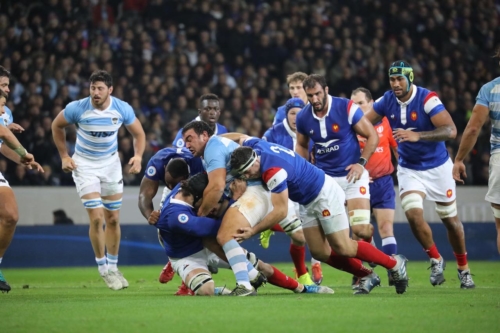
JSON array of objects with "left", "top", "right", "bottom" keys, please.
[
  {"left": 324, "top": 86, "right": 329, "bottom": 95},
  {"left": 109, "top": 86, "right": 114, "bottom": 94}
]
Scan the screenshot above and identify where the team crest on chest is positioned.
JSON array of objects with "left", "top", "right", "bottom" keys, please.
[
  {"left": 332, "top": 124, "right": 340, "bottom": 132},
  {"left": 3, "top": 118, "right": 7, "bottom": 125},
  {"left": 111, "top": 117, "right": 118, "bottom": 124},
  {"left": 410, "top": 111, "right": 417, "bottom": 121}
]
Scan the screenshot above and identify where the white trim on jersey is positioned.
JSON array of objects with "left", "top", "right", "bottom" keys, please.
[
  {"left": 347, "top": 101, "right": 358, "bottom": 125},
  {"left": 266, "top": 168, "right": 288, "bottom": 191},
  {"left": 283, "top": 118, "right": 297, "bottom": 148},
  {"left": 311, "top": 95, "right": 333, "bottom": 139},
  {"left": 423, "top": 94, "right": 443, "bottom": 114},
  {"left": 396, "top": 85, "right": 418, "bottom": 125}
]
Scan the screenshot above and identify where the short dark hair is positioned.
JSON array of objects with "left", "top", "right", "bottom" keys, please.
[
  {"left": 230, "top": 146, "right": 254, "bottom": 171},
  {"left": 303, "top": 74, "right": 327, "bottom": 90},
  {"left": 166, "top": 158, "right": 189, "bottom": 180},
  {"left": 0, "top": 66, "right": 10, "bottom": 79},
  {"left": 200, "top": 93, "right": 219, "bottom": 104},
  {"left": 182, "top": 120, "right": 214, "bottom": 137},
  {"left": 351, "top": 87, "right": 373, "bottom": 101},
  {"left": 89, "top": 70, "right": 113, "bottom": 87}
]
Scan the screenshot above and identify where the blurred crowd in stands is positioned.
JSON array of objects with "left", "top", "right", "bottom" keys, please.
[{"left": 0, "top": 0, "right": 499, "bottom": 186}]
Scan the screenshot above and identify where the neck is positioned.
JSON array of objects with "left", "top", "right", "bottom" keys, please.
[
  {"left": 91, "top": 96, "right": 111, "bottom": 111},
  {"left": 397, "top": 85, "right": 413, "bottom": 103}
]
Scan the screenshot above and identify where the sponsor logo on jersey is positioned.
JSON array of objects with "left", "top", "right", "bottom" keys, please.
[
  {"left": 410, "top": 111, "right": 417, "bottom": 121},
  {"left": 360, "top": 186, "right": 367, "bottom": 195},
  {"left": 309, "top": 129, "right": 314, "bottom": 135},
  {"left": 332, "top": 124, "right": 340, "bottom": 132},
  {"left": 322, "top": 209, "right": 331, "bottom": 217},
  {"left": 178, "top": 214, "right": 189, "bottom": 223},
  {"left": 390, "top": 114, "right": 395, "bottom": 119},
  {"left": 316, "top": 139, "right": 340, "bottom": 154},
  {"left": 446, "top": 189, "right": 453, "bottom": 198},
  {"left": 377, "top": 126, "right": 384, "bottom": 133}
]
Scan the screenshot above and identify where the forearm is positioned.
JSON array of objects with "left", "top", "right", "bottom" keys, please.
[
  {"left": 295, "top": 143, "right": 309, "bottom": 159},
  {"left": 199, "top": 186, "right": 224, "bottom": 216},
  {"left": 360, "top": 135, "right": 378, "bottom": 161},
  {"left": 0, "top": 127, "right": 24, "bottom": 151},
  {"left": 219, "top": 132, "right": 246, "bottom": 143},
  {"left": 132, "top": 132, "right": 146, "bottom": 157},
  {"left": 418, "top": 125, "right": 455, "bottom": 142},
  {"left": 52, "top": 127, "right": 69, "bottom": 158},
  {"left": 138, "top": 194, "right": 155, "bottom": 219},
  {"left": 455, "top": 127, "right": 480, "bottom": 161},
  {"left": 0, "top": 145, "right": 21, "bottom": 164}
]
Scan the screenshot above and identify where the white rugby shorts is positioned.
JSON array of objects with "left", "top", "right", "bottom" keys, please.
[{"left": 72, "top": 153, "right": 123, "bottom": 197}]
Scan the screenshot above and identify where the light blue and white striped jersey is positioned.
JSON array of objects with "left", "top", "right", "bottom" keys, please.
[
  {"left": 476, "top": 77, "right": 500, "bottom": 154},
  {"left": 0, "top": 105, "right": 13, "bottom": 146},
  {"left": 63, "top": 96, "right": 136, "bottom": 160}
]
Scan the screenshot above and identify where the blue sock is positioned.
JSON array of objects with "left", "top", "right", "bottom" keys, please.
[
  {"left": 382, "top": 236, "right": 397, "bottom": 256},
  {"left": 222, "top": 240, "right": 251, "bottom": 289},
  {"left": 246, "top": 260, "right": 258, "bottom": 280},
  {"left": 106, "top": 254, "right": 118, "bottom": 272}
]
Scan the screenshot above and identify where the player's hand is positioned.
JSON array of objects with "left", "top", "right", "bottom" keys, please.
[
  {"left": 61, "top": 156, "right": 77, "bottom": 172},
  {"left": 452, "top": 160, "right": 467, "bottom": 184},
  {"left": 128, "top": 155, "right": 142, "bottom": 174},
  {"left": 148, "top": 210, "right": 160, "bottom": 225},
  {"left": 25, "top": 161, "right": 44, "bottom": 172},
  {"left": 345, "top": 163, "right": 364, "bottom": 183},
  {"left": 229, "top": 179, "right": 247, "bottom": 200},
  {"left": 393, "top": 129, "right": 420, "bottom": 143},
  {"left": 233, "top": 227, "right": 254, "bottom": 243},
  {"left": 20, "top": 153, "right": 34, "bottom": 165},
  {"left": 8, "top": 123, "right": 24, "bottom": 133}
]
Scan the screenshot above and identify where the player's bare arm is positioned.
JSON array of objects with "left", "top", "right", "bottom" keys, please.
[
  {"left": 364, "top": 107, "right": 384, "bottom": 125},
  {"left": 234, "top": 189, "right": 289, "bottom": 242},
  {"left": 7, "top": 122, "right": 24, "bottom": 133},
  {"left": 295, "top": 131, "right": 310, "bottom": 159},
  {"left": 346, "top": 116, "right": 379, "bottom": 183},
  {"left": 51, "top": 111, "right": 77, "bottom": 172},
  {"left": 138, "top": 177, "right": 159, "bottom": 223},
  {"left": 394, "top": 111, "right": 457, "bottom": 143},
  {"left": 198, "top": 168, "right": 226, "bottom": 216},
  {"left": 0, "top": 125, "right": 34, "bottom": 166},
  {"left": 453, "top": 104, "right": 489, "bottom": 184},
  {"left": 125, "top": 118, "right": 146, "bottom": 174},
  {"left": 0, "top": 145, "right": 43, "bottom": 171}
]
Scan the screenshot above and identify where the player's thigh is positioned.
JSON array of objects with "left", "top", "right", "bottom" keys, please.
[
  {"left": 397, "top": 165, "right": 428, "bottom": 199},
  {"left": 202, "top": 237, "right": 226, "bottom": 261},
  {"left": 325, "top": 227, "right": 356, "bottom": 257},
  {"left": 226, "top": 185, "right": 272, "bottom": 228},
  {"left": 100, "top": 155, "right": 124, "bottom": 198},
  {"left": 0, "top": 182, "right": 18, "bottom": 223},
  {"left": 421, "top": 159, "right": 456, "bottom": 203},
  {"left": 486, "top": 153, "right": 500, "bottom": 204},
  {"left": 302, "top": 225, "right": 331, "bottom": 261},
  {"left": 344, "top": 169, "right": 370, "bottom": 200},
  {"left": 373, "top": 208, "right": 395, "bottom": 237},
  {"left": 101, "top": 192, "right": 123, "bottom": 223},
  {"left": 80, "top": 192, "right": 106, "bottom": 224}
]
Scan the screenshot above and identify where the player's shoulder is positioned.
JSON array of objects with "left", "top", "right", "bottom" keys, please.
[
  {"left": 217, "top": 123, "right": 228, "bottom": 133},
  {"left": 66, "top": 97, "right": 91, "bottom": 112},
  {"left": 205, "top": 136, "right": 238, "bottom": 158},
  {"left": 479, "top": 77, "right": 500, "bottom": 94},
  {"left": 111, "top": 96, "right": 133, "bottom": 112},
  {"left": 296, "top": 103, "right": 312, "bottom": 120}
]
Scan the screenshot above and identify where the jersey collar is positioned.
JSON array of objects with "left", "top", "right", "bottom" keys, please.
[
  {"left": 396, "top": 85, "right": 417, "bottom": 106},
  {"left": 283, "top": 118, "right": 296, "bottom": 139},
  {"left": 194, "top": 116, "right": 218, "bottom": 135},
  {"left": 170, "top": 198, "right": 193, "bottom": 208},
  {"left": 311, "top": 94, "right": 333, "bottom": 120}
]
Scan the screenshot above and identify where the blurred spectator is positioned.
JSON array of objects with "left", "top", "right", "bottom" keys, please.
[
  {"left": 0, "top": 0, "right": 498, "bottom": 186},
  {"left": 53, "top": 209, "right": 74, "bottom": 225}
]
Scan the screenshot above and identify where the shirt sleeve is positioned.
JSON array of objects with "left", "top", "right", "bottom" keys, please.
[
  {"left": 122, "top": 103, "right": 136, "bottom": 125},
  {"left": 62, "top": 101, "right": 80, "bottom": 124},
  {"left": 174, "top": 213, "right": 222, "bottom": 237},
  {"left": 423, "top": 92, "right": 446, "bottom": 117},
  {"left": 347, "top": 100, "right": 364, "bottom": 126},
  {"left": 204, "top": 139, "right": 230, "bottom": 173},
  {"left": 476, "top": 83, "right": 491, "bottom": 107},
  {"left": 372, "top": 96, "right": 386, "bottom": 117},
  {"left": 262, "top": 167, "right": 288, "bottom": 193},
  {"left": 144, "top": 155, "right": 165, "bottom": 181}
]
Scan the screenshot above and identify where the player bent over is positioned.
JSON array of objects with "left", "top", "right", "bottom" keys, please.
[{"left": 52, "top": 70, "right": 146, "bottom": 290}]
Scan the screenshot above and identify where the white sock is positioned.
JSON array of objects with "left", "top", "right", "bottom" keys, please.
[
  {"left": 107, "top": 254, "right": 119, "bottom": 272},
  {"left": 96, "top": 257, "right": 108, "bottom": 275},
  {"left": 311, "top": 258, "right": 320, "bottom": 265}
]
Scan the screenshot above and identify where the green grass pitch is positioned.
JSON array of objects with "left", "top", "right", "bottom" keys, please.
[{"left": 2, "top": 261, "right": 499, "bottom": 333}]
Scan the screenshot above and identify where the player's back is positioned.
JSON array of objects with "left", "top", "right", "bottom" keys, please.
[
  {"left": 374, "top": 86, "right": 449, "bottom": 170},
  {"left": 156, "top": 185, "right": 205, "bottom": 258},
  {"left": 296, "top": 95, "right": 362, "bottom": 177},
  {"left": 476, "top": 77, "right": 500, "bottom": 154},
  {"left": 145, "top": 147, "right": 204, "bottom": 183},
  {"left": 242, "top": 138, "right": 324, "bottom": 205},
  {"left": 63, "top": 96, "right": 136, "bottom": 160}
]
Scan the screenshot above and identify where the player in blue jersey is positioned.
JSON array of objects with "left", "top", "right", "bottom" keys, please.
[
  {"left": 263, "top": 97, "right": 323, "bottom": 286},
  {"left": 229, "top": 137, "right": 410, "bottom": 295},
  {"left": 0, "top": 68, "right": 43, "bottom": 293},
  {"left": 296, "top": 74, "right": 378, "bottom": 245},
  {"left": 172, "top": 94, "right": 227, "bottom": 147},
  {"left": 272, "top": 72, "right": 309, "bottom": 125},
  {"left": 52, "top": 70, "right": 146, "bottom": 290},
  {"left": 453, "top": 59, "right": 500, "bottom": 257},
  {"left": 365, "top": 60, "right": 475, "bottom": 289},
  {"left": 182, "top": 121, "right": 327, "bottom": 296}
]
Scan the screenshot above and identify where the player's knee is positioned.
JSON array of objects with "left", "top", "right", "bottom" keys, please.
[
  {"left": 332, "top": 242, "right": 354, "bottom": 257},
  {"left": 0, "top": 208, "right": 18, "bottom": 228},
  {"left": 435, "top": 202, "right": 458, "bottom": 220},
  {"left": 279, "top": 217, "right": 303, "bottom": 237},
  {"left": 378, "top": 222, "right": 393, "bottom": 238},
  {"left": 102, "top": 199, "right": 122, "bottom": 211},
  {"left": 309, "top": 248, "right": 329, "bottom": 262},
  {"left": 289, "top": 228, "right": 306, "bottom": 246},
  {"left": 188, "top": 272, "right": 214, "bottom": 296},
  {"left": 105, "top": 216, "right": 120, "bottom": 228},
  {"left": 351, "top": 223, "right": 373, "bottom": 239},
  {"left": 349, "top": 209, "right": 370, "bottom": 228},
  {"left": 401, "top": 193, "right": 423, "bottom": 213}
]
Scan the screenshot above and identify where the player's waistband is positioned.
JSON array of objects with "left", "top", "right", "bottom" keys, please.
[{"left": 73, "top": 150, "right": 118, "bottom": 162}]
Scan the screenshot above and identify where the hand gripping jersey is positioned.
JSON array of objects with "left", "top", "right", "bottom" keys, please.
[
  {"left": 358, "top": 117, "right": 397, "bottom": 179},
  {"left": 373, "top": 86, "right": 448, "bottom": 170},
  {"left": 241, "top": 138, "right": 325, "bottom": 205},
  {"left": 155, "top": 183, "right": 222, "bottom": 258},
  {"left": 0, "top": 105, "right": 13, "bottom": 146},
  {"left": 173, "top": 116, "right": 228, "bottom": 148},
  {"left": 63, "top": 96, "right": 136, "bottom": 160},
  {"left": 476, "top": 77, "right": 500, "bottom": 154},
  {"left": 144, "top": 147, "right": 204, "bottom": 184},
  {"left": 296, "top": 95, "right": 364, "bottom": 177}
]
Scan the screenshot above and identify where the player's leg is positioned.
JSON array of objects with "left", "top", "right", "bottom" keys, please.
[
  {"left": 171, "top": 251, "right": 222, "bottom": 296},
  {"left": 345, "top": 170, "right": 373, "bottom": 242},
  {"left": 492, "top": 204, "right": 500, "bottom": 254},
  {"left": 0, "top": 182, "right": 18, "bottom": 293},
  {"left": 486, "top": 153, "right": 500, "bottom": 254}
]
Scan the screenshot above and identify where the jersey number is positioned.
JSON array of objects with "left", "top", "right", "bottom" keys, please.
[{"left": 270, "top": 145, "right": 295, "bottom": 157}]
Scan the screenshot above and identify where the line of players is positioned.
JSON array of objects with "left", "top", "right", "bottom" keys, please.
[{"left": 2, "top": 56, "right": 495, "bottom": 293}]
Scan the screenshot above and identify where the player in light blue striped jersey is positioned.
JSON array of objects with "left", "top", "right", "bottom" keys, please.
[
  {"left": 453, "top": 54, "right": 500, "bottom": 257},
  {"left": 52, "top": 70, "right": 146, "bottom": 290}
]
